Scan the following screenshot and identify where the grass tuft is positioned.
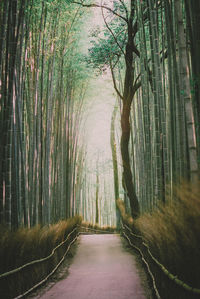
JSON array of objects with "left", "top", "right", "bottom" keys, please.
[
  {"left": 81, "top": 222, "right": 116, "bottom": 233},
  {"left": 135, "top": 184, "right": 200, "bottom": 290},
  {"left": 0, "top": 216, "right": 82, "bottom": 298},
  {"left": 116, "top": 198, "right": 134, "bottom": 225},
  {"left": 118, "top": 183, "right": 200, "bottom": 298}
]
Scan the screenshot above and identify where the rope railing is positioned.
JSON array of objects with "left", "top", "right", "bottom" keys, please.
[
  {"left": 0, "top": 226, "right": 78, "bottom": 279},
  {"left": 0, "top": 225, "right": 115, "bottom": 281},
  {"left": 121, "top": 221, "right": 200, "bottom": 295},
  {"left": 120, "top": 221, "right": 161, "bottom": 299},
  {"left": 11, "top": 225, "right": 116, "bottom": 298},
  {"left": 4, "top": 221, "right": 199, "bottom": 298},
  {"left": 14, "top": 230, "right": 80, "bottom": 299},
  {"left": 78, "top": 225, "right": 117, "bottom": 234}
]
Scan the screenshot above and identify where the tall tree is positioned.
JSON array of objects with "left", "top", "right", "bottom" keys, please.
[
  {"left": 0, "top": 0, "right": 87, "bottom": 229},
  {"left": 110, "top": 103, "right": 120, "bottom": 227},
  {"left": 76, "top": 0, "right": 141, "bottom": 217}
]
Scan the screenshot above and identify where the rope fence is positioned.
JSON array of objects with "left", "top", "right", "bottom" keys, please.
[
  {"left": 0, "top": 226, "right": 78, "bottom": 279},
  {"left": 78, "top": 225, "right": 118, "bottom": 234},
  {"left": 1, "top": 224, "right": 116, "bottom": 298},
  {"left": 4, "top": 221, "right": 198, "bottom": 298},
  {"left": 14, "top": 231, "right": 80, "bottom": 299},
  {"left": 121, "top": 221, "right": 200, "bottom": 296},
  {"left": 121, "top": 221, "right": 161, "bottom": 299}
]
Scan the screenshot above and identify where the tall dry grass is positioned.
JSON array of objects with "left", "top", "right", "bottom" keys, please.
[
  {"left": 81, "top": 222, "right": 117, "bottom": 233},
  {"left": 0, "top": 216, "right": 82, "bottom": 298},
  {"left": 118, "top": 183, "right": 200, "bottom": 298},
  {"left": 135, "top": 184, "right": 200, "bottom": 292}
]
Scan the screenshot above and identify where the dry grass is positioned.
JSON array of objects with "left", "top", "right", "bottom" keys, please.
[
  {"left": 0, "top": 216, "right": 82, "bottom": 298},
  {"left": 116, "top": 198, "right": 134, "bottom": 226},
  {"left": 118, "top": 184, "right": 200, "bottom": 298},
  {"left": 81, "top": 222, "right": 117, "bottom": 233},
  {"left": 135, "top": 184, "right": 200, "bottom": 289}
]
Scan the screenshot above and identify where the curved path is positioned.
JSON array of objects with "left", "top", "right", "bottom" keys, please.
[{"left": 36, "top": 234, "right": 147, "bottom": 299}]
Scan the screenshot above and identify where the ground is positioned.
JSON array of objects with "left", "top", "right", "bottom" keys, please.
[{"left": 28, "top": 234, "right": 153, "bottom": 299}]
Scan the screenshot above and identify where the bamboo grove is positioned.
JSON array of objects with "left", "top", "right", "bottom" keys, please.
[
  {"left": 84, "top": 0, "right": 200, "bottom": 216},
  {"left": 0, "top": 0, "right": 200, "bottom": 230},
  {"left": 131, "top": 0, "right": 200, "bottom": 212},
  {"left": 0, "top": 0, "right": 87, "bottom": 229}
]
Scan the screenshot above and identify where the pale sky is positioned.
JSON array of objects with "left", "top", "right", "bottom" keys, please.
[
  {"left": 77, "top": 0, "right": 122, "bottom": 226},
  {"left": 84, "top": 73, "right": 115, "bottom": 161},
  {"left": 79, "top": 4, "right": 117, "bottom": 164}
]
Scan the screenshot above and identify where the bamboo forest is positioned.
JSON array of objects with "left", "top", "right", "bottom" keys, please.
[{"left": 0, "top": 1, "right": 200, "bottom": 299}]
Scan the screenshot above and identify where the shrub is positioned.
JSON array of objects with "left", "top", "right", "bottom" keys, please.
[
  {"left": 135, "top": 184, "right": 200, "bottom": 292},
  {"left": 0, "top": 216, "right": 82, "bottom": 298},
  {"left": 119, "top": 183, "right": 200, "bottom": 298}
]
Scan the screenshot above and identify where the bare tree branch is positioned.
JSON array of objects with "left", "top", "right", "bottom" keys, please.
[
  {"left": 134, "top": 73, "right": 141, "bottom": 87},
  {"left": 133, "top": 7, "right": 148, "bottom": 38},
  {"left": 109, "top": 58, "right": 124, "bottom": 101},
  {"left": 118, "top": 0, "right": 128, "bottom": 20},
  {"left": 72, "top": 1, "right": 128, "bottom": 23},
  {"left": 133, "top": 79, "right": 141, "bottom": 95},
  {"left": 100, "top": 2, "right": 125, "bottom": 56},
  {"left": 132, "top": 44, "right": 140, "bottom": 57}
]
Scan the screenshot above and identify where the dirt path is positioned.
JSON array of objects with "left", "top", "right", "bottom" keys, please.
[{"left": 34, "top": 234, "right": 147, "bottom": 299}]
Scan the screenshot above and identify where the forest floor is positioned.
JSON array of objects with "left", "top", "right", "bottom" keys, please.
[{"left": 29, "top": 234, "right": 152, "bottom": 299}]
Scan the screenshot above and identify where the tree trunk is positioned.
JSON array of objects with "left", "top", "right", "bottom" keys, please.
[
  {"left": 121, "top": 100, "right": 140, "bottom": 218},
  {"left": 175, "top": 0, "right": 199, "bottom": 183},
  {"left": 184, "top": 0, "right": 200, "bottom": 173},
  {"left": 119, "top": 0, "right": 140, "bottom": 218},
  {"left": 110, "top": 104, "right": 120, "bottom": 227},
  {"left": 95, "top": 168, "right": 99, "bottom": 224}
]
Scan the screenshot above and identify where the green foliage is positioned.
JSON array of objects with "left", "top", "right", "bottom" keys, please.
[{"left": 85, "top": 8, "right": 127, "bottom": 72}]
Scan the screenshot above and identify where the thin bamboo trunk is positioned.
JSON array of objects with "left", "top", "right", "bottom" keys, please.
[{"left": 174, "top": 0, "right": 199, "bottom": 183}]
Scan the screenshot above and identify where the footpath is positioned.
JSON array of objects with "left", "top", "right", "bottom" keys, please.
[{"left": 34, "top": 234, "right": 147, "bottom": 299}]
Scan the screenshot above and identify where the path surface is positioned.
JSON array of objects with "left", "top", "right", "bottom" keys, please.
[{"left": 36, "top": 234, "right": 146, "bottom": 299}]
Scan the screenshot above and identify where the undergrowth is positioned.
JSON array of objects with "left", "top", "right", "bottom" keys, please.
[
  {"left": 117, "top": 183, "right": 200, "bottom": 299},
  {"left": 81, "top": 222, "right": 116, "bottom": 233},
  {"left": 0, "top": 216, "right": 81, "bottom": 298}
]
